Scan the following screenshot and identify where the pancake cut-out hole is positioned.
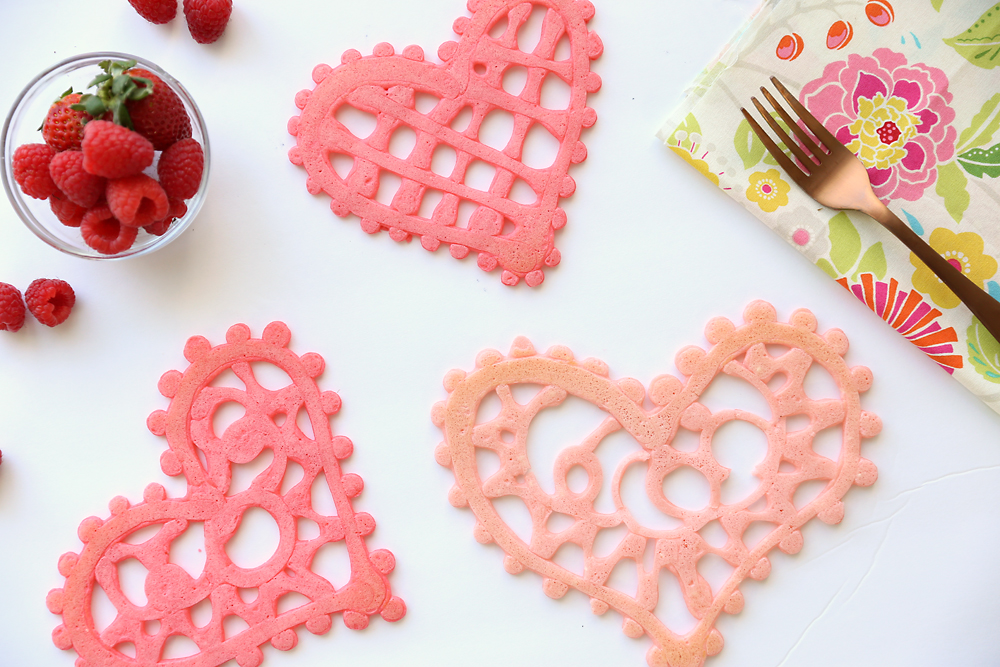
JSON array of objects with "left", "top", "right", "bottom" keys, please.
[
  {"left": 328, "top": 152, "right": 354, "bottom": 180},
  {"left": 249, "top": 361, "right": 293, "bottom": 392},
  {"left": 415, "top": 92, "right": 440, "bottom": 114},
  {"left": 297, "top": 517, "right": 321, "bottom": 540},
  {"left": 510, "top": 383, "right": 545, "bottom": 405},
  {"left": 431, "top": 143, "right": 458, "bottom": 177},
  {"left": 566, "top": 465, "right": 589, "bottom": 494},
  {"left": 793, "top": 479, "right": 829, "bottom": 509},
  {"left": 803, "top": 363, "right": 841, "bottom": 400},
  {"left": 778, "top": 460, "right": 797, "bottom": 473},
  {"left": 546, "top": 511, "right": 576, "bottom": 533},
  {"left": 743, "top": 520, "right": 775, "bottom": 549},
  {"left": 491, "top": 494, "right": 534, "bottom": 544},
  {"left": 163, "top": 635, "right": 200, "bottom": 659},
  {"left": 516, "top": 5, "right": 547, "bottom": 54},
  {"left": 375, "top": 170, "right": 403, "bottom": 206},
  {"left": 786, "top": 414, "right": 811, "bottom": 432},
  {"left": 698, "top": 519, "right": 729, "bottom": 549},
  {"left": 276, "top": 592, "right": 311, "bottom": 615},
  {"left": 389, "top": 126, "right": 418, "bottom": 160},
  {"left": 190, "top": 597, "right": 213, "bottom": 629},
  {"left": 211, "top": 401, "right": 245, "bottom": 440},
  {"left": 313, "top": 540, "right": 352, "bottom": 589},
  {"left": 225, "top": 508, "right": 280, "bottom": 569},
  {"left": 553, "top": 542, "right": 586, "bottom": 576},
  {"left": 500, "top": 219, "right": 517, "bottom": 237},
  {"left": 711, "top": 419, "right": 769, "bottom": 506},
  {"left": 334, "top": 104, "right": 377, "bottom": 139},
  {"left": 697, "top": 553, "right": 736, "bottom": 596},
  {"left": 295, "top": 406, "right": 316, "bottom": 440},
  {"left": 209, "top": 367, "right": 243, "bottom": 390},
  {"left": 311, "top": 473, "right": 339, "bottom": 517},
  {"left": 698, "top": 374, "right": 772, "bottom": 420},
  {"left": 488, "top": 14, "right": 508, "bottom": 38},
  {"left": 522, "top": 123, "right": 561, "bottom": 169},
  {"left": 476, "top": 390, "right": 503, "bottom": 424},
  {"left": 143, "top": 619, "right": 161, "bottom": 636},
  {"left": 223, "top": 614, "right": 250, "bottom": 640},
  {"left": 812, "top": 423, "right": 844, "bottom": 461},
  {"left": 525, "top": 394, "right": 606, "bottom": 495},
  {"left": 237, "top": 587, "right": 259, "bottom": 604},
  {"left": 91, "top": 582, "right": 116, "bottom": 633},
  {"left": 606, "top": 556, "right": 638, "bottom": 597},
  {"left": 272, "top": 411, "right": 288, "bottom": 428},
  {"left": 117, "top": 558, "right": 149, "bottom": 607},
  {"left": 621, "top": 461, "right": 683, "bottom": 530},
  {"left": 554, "top": 34, "right": 571, "bottom": 60},
  {"left": 594, "top": 428, "right": 642, "bottom": 514},
  {"left": 671, "top": 427, "right": 701, "bottom": 453},
  {"left": 169, "top": 521, "right": 206, "bottom": 579},
  {"left": 124, "top": 523, "right": 162, "bottom": 545},
  {"left": 502, "top": 66, "right": 529, "bottom": 97},
  {"left": 500, "top": 429, "right": 515, "bottom": 443},
  {"left": 456, "top": 200, "right": 479, "bottom": 229},
  {"left": 280, "top": 460, "right": 306, "bottom": 496},
  {"left": 476, "top": 447, "right": 502, "bottom": 480},
  {"left": 655, "top": 568, "right": 699, "bottom": 634},
  {"left": 766, "top": 372, "right": 788, "bottom": 393},
  {"left": 114, "top": 642, "right": 136, "bottom": 658},
  {"left": 480, "top": 109, "right": 516, "bottom": 151},
  {"left": 229, "top": 448, "right": 274, "bottom": 495},
  {"left": 662, "top": 465, "right": 711, "bottom": 511},
  {"left": 766, "top": 344, "right": 791, "bottom": 358},
  {"left": 593, "top": 523, "right": 629, "bottom": 559},
  {"left": 540, "top": 72, "right": 572, "bottom": 110},
  {"left": 464, "top": 160, "right": 497, "bottom": 192},
  {"left": 509, "top": 178, "right": 537, "bottom": 205},
  {"left": 473, "top": 62, "right": 488, "bottom": 76},
  {"left": 418, "top": 188, "right": 445, "bottom": 220},
  {"left": 450, "top": 106, "right": 473, "bottom": 133}
]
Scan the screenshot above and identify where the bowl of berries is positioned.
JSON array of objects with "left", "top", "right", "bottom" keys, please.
[{"left": 1, "top": 52, "right": 209, "bottom": 259}]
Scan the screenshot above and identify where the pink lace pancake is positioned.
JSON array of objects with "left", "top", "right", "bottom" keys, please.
[
  {"left": 48, "top": 322, "right": 405, "bottom": 667},
  {"left": 433, "top": 302, "right": 880, "bottom": 667},
  {"left": 288, "top": 0, "right": 602, "bottom": 287}
]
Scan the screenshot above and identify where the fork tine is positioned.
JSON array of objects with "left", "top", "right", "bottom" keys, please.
[
  {"left": 770, "top": 76, "right": 841, "bottom": 149},
  {"left": 759, "top": 87, "right": 823, "bottom": 160},
  {"left": 740, "top": 107, "right": 808, "bottom": 187},
  {"left": 751, "top": 95, "right": 816, "bottom": 171}
]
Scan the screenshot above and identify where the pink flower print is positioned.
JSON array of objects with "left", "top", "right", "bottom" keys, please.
[{"left": 800, "top": 48, "right": 957, "bottom": 202}]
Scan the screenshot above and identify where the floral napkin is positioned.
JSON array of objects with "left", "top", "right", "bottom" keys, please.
[{"left": 659, "top": 0, "right": 1000, "bottom": 415}]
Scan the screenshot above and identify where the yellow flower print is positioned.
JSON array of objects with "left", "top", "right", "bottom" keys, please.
[
  {"left": 669, "top": 146, "right": 719, "bottom": 186},
  {"left": 910, "top": 228, "right": 998, "bottom": 308},
  {"left": 746, "top": 169, "right": 790, "bottom": 213},
  {"left": 846, "top": 92, "right": 920, "bottom": 170}
]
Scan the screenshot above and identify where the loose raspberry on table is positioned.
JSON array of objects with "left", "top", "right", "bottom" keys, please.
[
  {"left": 0, "top": 283, "right": 26, "bottom": 332},
  {"left": 49, "top": 150, "right": 106, "bottom": 208},
  {"left": 81, "top": 120, "right": 154, "bottom": 179},
  {"left": 183, "top": 0, "right": 232, "bottom": 44},
  {"left": 12, "top": 144, "right": 59, "bottom": 200},
  {"left": 50, "top": 196, "right": 88, "bottom": 228},
  {"left": 127, "top": 0, "right": 177, "bottom": 24},
  {"left": 24, "top": 278, "right": 75, "bottom": 327},
  {"left": 157, "top": 138, "right": 203, "bottom": 200},
  {"left": 125, "top": 68, "right": 192, "bottom": 151},
  {"left": 106, "top": 174, "right": 169, "bottom": 227},
  {"left": 80, "top": 206, "right": 139, "bottom": 254},
  {"left": 42, "top": 93, "right": 91, "bottom": 152}
]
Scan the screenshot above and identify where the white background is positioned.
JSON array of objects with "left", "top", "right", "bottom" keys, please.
[{"left": 1, "top": 1, "right": 999, "bottom": 666}]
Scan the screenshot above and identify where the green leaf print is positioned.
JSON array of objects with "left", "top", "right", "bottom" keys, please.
[
  {"left": 817, "top": 258, "right": 838, "bottom": 278},
  {"left": 854, "top": 242, "right": 887, "bottom": 281},
  {"left": 828, "top": 212, "right": 861, "bottom": 274},
  {"left": 931, "top": 0, "right": 943, "bottom": 11},
  {"left": 734, "top": 118, "right": 766, "bottom": 170},
  {"left": 944, "top": 4, "right": 1000, "bottom": 69},
  {"left": 957, "top": 93, "right": 1000, "bottom": 152},
  {"left": 957, "top": 143, "right": 1000, "bottom": 178},
  {"left": 935, "top": 161, "right": 971, "bottom": 222},
  {"left": 672, "top": 113, "right": 703, "bottom": 151},
  {"left": 968, "top": 317, "right": 1000, "bottom": 383}
]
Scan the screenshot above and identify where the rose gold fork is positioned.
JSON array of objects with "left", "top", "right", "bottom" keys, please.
[{"left": 742, "top": 76, "right": 1000, "bottom": 343}]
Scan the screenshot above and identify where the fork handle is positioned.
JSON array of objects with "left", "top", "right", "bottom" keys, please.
[{"left": 864, "top": 201, "right": 1000, "bottom": 343}]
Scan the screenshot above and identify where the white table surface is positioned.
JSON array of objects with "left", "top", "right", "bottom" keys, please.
[{"left": 1, "top": 1, "right": 999, "bottom": 666}]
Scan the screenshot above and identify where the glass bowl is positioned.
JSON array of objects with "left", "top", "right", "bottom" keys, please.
[{"left": 1, "top": 52, "right": 210, "bottom": 259}]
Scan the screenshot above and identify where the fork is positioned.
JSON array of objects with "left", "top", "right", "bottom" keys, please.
[{"left": 741, "top": 76, "right": 1000, "bottom": 344}]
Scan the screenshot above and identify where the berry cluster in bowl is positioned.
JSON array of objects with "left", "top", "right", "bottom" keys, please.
[{"left": 2, "top": 53, "right": 209, "bottom": 259}]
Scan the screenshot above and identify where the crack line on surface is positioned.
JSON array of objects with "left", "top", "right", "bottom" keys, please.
[
  {"left": 840, "top": 499, "right": 908, "bottom": 608},
  {"left": 775, "top": 581, "right": 847, "bottom": 667},
  {"left": 887, "top": 464, "right": 1000, "bottom": 502}
]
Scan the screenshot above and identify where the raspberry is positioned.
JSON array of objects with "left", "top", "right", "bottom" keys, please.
[
  {"left": 125, "top": 69, "right": 192, "bottom": 151},
  {"left": 80, "top": 206, "right": 139, "bottom": 254},
  {"left": 12, "top": 143, "right": 59, "bottom": 200},
  {"left": 50, "top": 196, "right": 88, "bottom": 227},
  {"left": 127, "top": 0, "right": 177, "bottom": 24},
  {"left": 0, "top": 283, "right": 26, "bottom": 332},
  {"left": 157, "top": 138, "right": 204, "bottom": 200},
  {"left": 144, "top": 198, "right": 187, "bottom": 236},
  {"left": 42, "top": 93, "right": 91, "bottom": 152},
  {"left": 81, "top": 120, "right": 154, "bottom": 179},
  {"left": 106, "top": 174, "right": 169, "bottom": 227},
  {"left": 183, "top": 0, "right": 232, "bottom": 44},
  {"left": 49, "top": 150, "right": 106, "bottom": 208},
  {"left": 24, "top": 278, "right": 75, "bottom": 327}
]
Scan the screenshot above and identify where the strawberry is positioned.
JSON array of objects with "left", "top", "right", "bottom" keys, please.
[
  {"left": 81, "top": 120, "right": 154, "bottom": 179},
  {"left": 127, "top": 0, "right": 177, "bottom": 24},
  {"left": 183, "top": 0, "right": 232, "bottom": 44},
  {"left": 42, "top": 92, "right": 91, "bottom": 152},
  {"left": 157, "top": 138, "right": 203, "bottom": 199},
  {"left": 12, "top": 144, "right": 60, "bottom": 200},
  {"left": 124, "top": 68, "right": 191, "bottom": 150},
  {"left": 49, "top": 150, "right": 106, "bottom": 208}
]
